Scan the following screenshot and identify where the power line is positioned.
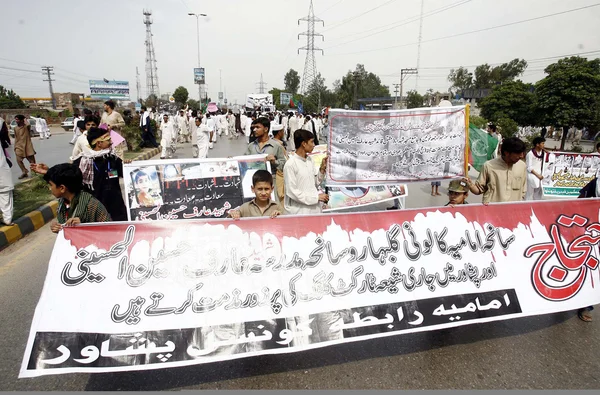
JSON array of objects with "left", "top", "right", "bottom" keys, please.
[
  {"left": 322, "top": 0, "right": 397, "bottom": 33},
  {"left": 0, "top": 65, "right": 39, "bottom": 73},
  {"left": 382, "top": 49, "right": 600, "bottom": 76},
  {"left": 317, "top": 0, "right": 345, "bottom": 15},
  {"left": 325, "top": 0, "right": 471, "bottom": 49},
  {"left": 333, "top": 3, "right": 600, "bottom": 55},
  {"left": 42, "top": 66, "right": 57, "bottom": 109}
]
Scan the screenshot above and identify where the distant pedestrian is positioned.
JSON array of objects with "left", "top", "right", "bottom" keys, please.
[
  {"left": 525, "top": 137, "right": 546, "bottom": 201},
  {"left": 139, "top": 106, "right": 159, "bottom": 148},
  {"left": 39, "top": 116, "right": 51, "bottom": 139},
  {"left": 0, "top": 142, "right": 14, "bottom": 226},
  {"left": 100, "top": 100, "right": 126, "bottom": 160},
  {"left": 13, "top": 114, "right": 37, "bottom": 179},
  {"left": 70, "top": 113, "right": 84, "bottom": 145},
  {"left": 160, "top": 114, "right": 176, "bottom": 159}
]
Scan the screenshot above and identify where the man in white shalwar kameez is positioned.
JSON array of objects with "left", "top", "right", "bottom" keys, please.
[
  {"left": 0, "top": 142, "right": 14, "bottom": 226},
  {"left": 193, "top": 117, "right": 210, "bottom": 159},
  {"left": 218, "top": 112, "right": 228, "bottom": 138},
  {"left": 283, "top": 129, "right": 329, "bottom": 215},
  {"left": 205, "top": 114, "right": 216, "bottom": 149},
  {"left": 160, "top": 114, "right": 176, "bottom": 159},
  {"left": 176, "top": 109, "right": 190, "bottom": 143}
]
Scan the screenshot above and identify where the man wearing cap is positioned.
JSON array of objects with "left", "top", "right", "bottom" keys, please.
[{"left": 446, "top": 179, "right": 469, "bottom": 207}]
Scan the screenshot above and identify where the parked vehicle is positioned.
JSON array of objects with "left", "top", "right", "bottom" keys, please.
[
  {"left": 9, "top": 119, "right": 40, "bottom": 137},
  {"left": 61, "top": 116, "right": 75, "bottom": 131}
]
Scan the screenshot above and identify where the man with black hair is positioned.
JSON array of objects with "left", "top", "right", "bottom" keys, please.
[
  {"left": 43, "top": 163, "right": 111, "bottom": 233},
  {"left": 228, "top": 170, "right": 282, "bottom": 219},
  {"left": 13, "top": 114, "right": 36, "bottom": 179},
  {"left": 70, "top": 112, "right": 84, "bottom": 145},
  {"left": 487, "top": 122, "right": 502, "bottom": 159},
  {"left": 283, "top": 129, "right": 329, "bottom": 214},
  {"left": 100, "top": 100, "right": 126, "bottom": 160},
  {"left": 139, "top": 105, "right": 159, "bottom": 149},
  {"left": 245, "top": 117, "right": 287, "bottom": 201},
  {"left": 525, "top": 136, "right": 547, "bottom": 200},
  {"left": 464, "top": 136, "right": 527, "bottom": 204},
  {"left": 70, "top": 116, "right": 99, "bottom": 161}
]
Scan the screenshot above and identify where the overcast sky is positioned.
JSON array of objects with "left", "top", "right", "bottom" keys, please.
[{"left": 1, "top": 0, "right": 599, "bottom": 104}]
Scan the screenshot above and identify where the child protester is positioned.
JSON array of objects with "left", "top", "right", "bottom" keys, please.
[
  {"left": 43, "top": 163, "right": 111, "bottom": 233},
  {"left": 446, "top": 179, "right": 469, "bottom": 207},
  {"left": 228, "top": 170, "right": 283, "bottom": 219}
]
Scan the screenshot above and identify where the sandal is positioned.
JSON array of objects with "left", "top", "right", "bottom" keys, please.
[{"left": 578, "top": 308, "right": 593, "bottom": 322}]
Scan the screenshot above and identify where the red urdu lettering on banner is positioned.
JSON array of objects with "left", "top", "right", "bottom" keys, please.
[{"left": 526, "top": 215, "right": 600, "bottom": 301}]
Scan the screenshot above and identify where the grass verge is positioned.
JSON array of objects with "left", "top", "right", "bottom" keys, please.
[{"left": 12, "top": 175, "right": 54, "bottom": 220}]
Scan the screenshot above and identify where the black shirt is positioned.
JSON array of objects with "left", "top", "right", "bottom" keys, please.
[{"left": 73, "top": 154, "right": 128, "bottom": 221}]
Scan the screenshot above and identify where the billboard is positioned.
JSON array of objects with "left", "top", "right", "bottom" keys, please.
[
  {"left": 194, "top": 68, "right": 205, "bottom": 84},
  {"left": 280, "top": 92, "right": 292, "bottom": 105},
  {"left": 89, "top": 80, "right": 130, "bottom": 100},
  {"left": 246, "top": 94, "right": 274, "bottom": 110}
]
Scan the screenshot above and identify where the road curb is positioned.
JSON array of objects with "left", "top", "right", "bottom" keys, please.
[
  {"left": 0, "top": 147, "right": 160, "bottom": 250},
  {"left": 0, "top": 200, "right": 58, "bottom": 250},
  {"left": 132, "top": 147, "right": 161, "bottom": 161}
]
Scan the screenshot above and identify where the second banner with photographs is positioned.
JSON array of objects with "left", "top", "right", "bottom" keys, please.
[{"left": 123, "top": 155, "right": 271, "bottom": 221}]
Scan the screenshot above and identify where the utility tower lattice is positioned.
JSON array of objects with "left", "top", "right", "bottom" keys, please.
[
  {"left": 143, "top": 9, "right": 160, "bottom": 99},
  {"left": 256, "top": 73, "right": 267, "bottom": 94},
  {"left": 298, "top": 0, "right": 324, "bottom": 95},
  {"left": 415, "top": 0, "right": 425, "bottom": 91}
]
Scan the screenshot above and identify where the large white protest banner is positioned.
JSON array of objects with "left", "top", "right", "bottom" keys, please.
[
  {"left": 541, "top": 151, "right": 600, "bottom": 197},
  {"left": 20, "top": 199, "right": 600, "bottom": 377},
  {"left": 327, "top": 106, "right": 468, "bottom": 186},
  {"left": 123, "top": 155, "right": 271, "bottom": 221}
]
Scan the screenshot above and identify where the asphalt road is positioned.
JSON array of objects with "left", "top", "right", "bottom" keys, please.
[
  {"left": 8, "top": 127, "right": 74, "bottom": 183},
  {"left": 1, "top": 133, "right": 599, "bottom": 390}
]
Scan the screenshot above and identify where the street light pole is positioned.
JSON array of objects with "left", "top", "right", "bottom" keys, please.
[{"left": 188, "top": 12, "right": 207, "bottom": 108}]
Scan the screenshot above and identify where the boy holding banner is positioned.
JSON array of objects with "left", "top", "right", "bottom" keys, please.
[
  {"left": 42, "top": 163, "right": 111, "bottom": 233},
  {"left": 228, "top": 170, "right": 282, "bottom": 219}
]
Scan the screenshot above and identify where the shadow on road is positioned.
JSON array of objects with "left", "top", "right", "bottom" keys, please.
[{"left": 84, "top": 311, "right": 574, "bottom": 390}]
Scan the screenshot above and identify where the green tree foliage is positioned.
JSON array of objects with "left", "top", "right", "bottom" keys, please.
[
  {"left": 497, "top": 118, "right": 518, "bottom": 138},
  {"left": 478, "top": 80, "right": 539, "bottom": 126},
  {"left": 334, "top": 64, "right": 390, "bottom": 109},
  {"left": 186, "top": 99, "right": 200, "bottom": 110},
  {"left": 0, "top": 85, "right": 26, "bottom": 109},
  {"left": 535, "top": 56, "right": 600, "bottom": 149},
  {"left": 172, "top": 86, "right": 189, "bottom": 107},
  {"left": 144, "top": 94, "right": 158, "bottom": 108},
  {"left": 447, "top": 66, "right": 473, "bottom": 95},
  {"left": 284, "top": 69, "right": 301, "bottom": 94},
  {"left": 406, "top": 90, "right": 424, "bottom": 109},
  {"left": 269, "top": 87, "right": 283, "bottom": 110},
  {"left": 473, "top": 59, "right": 528, "bottom": 89},
  {"left": 448, "top": 59, "right": 527, "bottom": 93},
  {"left": 469, "top": 115, "right": 488, "bottom": 129}
]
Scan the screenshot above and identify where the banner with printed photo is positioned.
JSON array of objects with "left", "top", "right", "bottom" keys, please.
[
  {"left": 541, "top": 151, "right": 600, "bottom": 197},
  {"left": 123, "top": 155, "right": 271, "bottom": 221},
  {"left": 20, "top": 199, "right": 600, "bottom": 377},
  {"left": 324, "top": 184, "right": 408, "bottom": 212},
  {"left": 327, "top": 106, "right": 468, "bottom": 186}
]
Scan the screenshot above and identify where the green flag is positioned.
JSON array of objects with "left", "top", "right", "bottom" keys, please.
[{"left": 468, "top": 124, "right": 498, "bottom": 172}]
